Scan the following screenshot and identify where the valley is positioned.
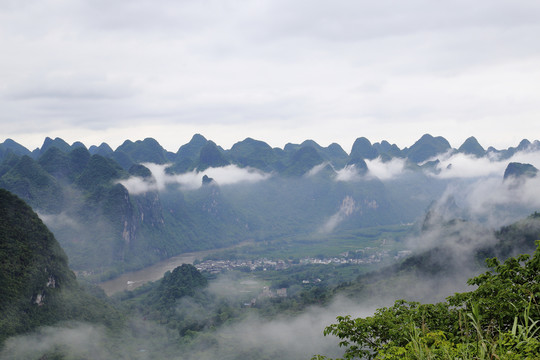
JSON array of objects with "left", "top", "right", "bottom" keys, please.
[
  {"left": 1, "top": 134, "right": 539, "bottom": 359},
  {"left": 98, "top": 240, "right": 255, "bottom": 295}
]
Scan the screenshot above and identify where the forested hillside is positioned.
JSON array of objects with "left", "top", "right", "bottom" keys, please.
[
  {"left": 1, "top": 182, "right": 539, "bottom": 359},
  {"left": 314, "top": 241, "right": 540, "bottom": 360},
  {"left": 0, "top": 189, "right": 122, "bottom": 345}
]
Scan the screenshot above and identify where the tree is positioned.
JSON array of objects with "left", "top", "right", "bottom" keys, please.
[{"left": 313, "top": 241, "right": 540, "bottom": 360}]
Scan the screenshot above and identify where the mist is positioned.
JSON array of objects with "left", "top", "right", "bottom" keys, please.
[
  {"left": 0, "top": 323, "right": 109, "bottom": 360},
  {"left": 188, "top": 296, "right": 377, "bottom": 360},
  {"left": 424, "top": 172, "right": 540, "bottom": 229},
  {"left": 0, "top": 255, "right": 485, "bottom": 360},
  {"left": 432, "top": 148, "right": 540, "bottom": 179},
  {"left": 320, "top": 195, "right": 356, "bottom": 233},
  {"left": 365, "top": 157, "right": 407, "bottom": 180},
  {"left": 335, "top": 164, "right": 362, "bottom": 182},
  {"left": 38, "top": 212, "right": 81, "bottom": 232},
  {"left": 119, "top": 163, "right": 271, "bottom": 194}
]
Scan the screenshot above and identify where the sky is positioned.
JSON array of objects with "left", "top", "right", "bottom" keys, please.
[{"left": 1, "top": 0, "right": 540, "bottom": 153}]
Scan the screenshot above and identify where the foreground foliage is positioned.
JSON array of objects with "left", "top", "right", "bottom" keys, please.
[{"left": 314, "top": 241, "right": 540, "bottom": 360}]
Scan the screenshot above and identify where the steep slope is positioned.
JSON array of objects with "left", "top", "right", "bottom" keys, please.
[
  {"left": 196, "top": 140, "right": 230, "bottom": 171},
  {"left": 349, "top": 137, "right": 378, "bottom": 160},
  {"left": 35, "top": 137, "right": 74, "bottom": 157},
  {"left": 0, "top": 155, "right": 64, "bottom": 213},
  {"left": 0, "top": 189, "right": 122, "bottom": 345},
  {"left": 0, "top": 139, "right": 31, "bottom": 162},
  {"left": 38, "top": 146, "right": 91, "bottom": 183},
  {"left": 167, "top": 133, "right": 209, "bottom": 173}
]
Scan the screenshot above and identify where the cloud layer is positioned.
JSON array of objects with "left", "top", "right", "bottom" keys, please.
[{"left": 119, "top": 163, "right": 271, "bottom": 194}]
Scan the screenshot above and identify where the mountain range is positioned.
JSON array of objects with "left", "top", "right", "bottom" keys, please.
[
  {"left": 2, "top": 134, "right": 539, "bottom": 172},
  {"left": 0, "top": 134, "right": 538, "bottom": 280}
]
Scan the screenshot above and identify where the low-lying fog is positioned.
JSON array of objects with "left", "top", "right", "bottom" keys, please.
[{"left": 8, "top": 148, "right": 540, "bottom": 359}]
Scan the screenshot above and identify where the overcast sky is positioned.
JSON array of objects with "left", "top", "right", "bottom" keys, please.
[{"left": 1, "top": 0, "right": 539, "bottom": 152}]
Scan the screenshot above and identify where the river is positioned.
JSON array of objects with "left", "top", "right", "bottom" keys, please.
[{"left": 98, "top": 241, "right": 252, "bottom": 296}]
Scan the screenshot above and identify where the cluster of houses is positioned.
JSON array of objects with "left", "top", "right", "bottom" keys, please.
[
  {"left": 194, "top": 247, "right": 403, "bottom": 274},
  {"left": 194, "top": 258, "right": 289, "bottom": 274}
]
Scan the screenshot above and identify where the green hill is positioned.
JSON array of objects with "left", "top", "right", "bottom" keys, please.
[{"left": 0, "top": 189, "right": 122, "bottom": 345}]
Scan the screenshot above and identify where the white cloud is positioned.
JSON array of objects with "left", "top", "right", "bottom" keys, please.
[
  {"left": 306, "top": 162, "right": 333, "bottom": 177},
  {"left": 463, "top": 176, "right": 540, "bottom": 223},
  {"left": 320, "top": 195, "right": 356, "bottom": 233},
  {"left": 335, "top": 165, "right": 362, "bottom": 182},
  {"left": 0, "top": 323, "right": 108, "bottom": 359},
  {"left": 432, "top": 149, "right": 540, "bottom": 179},
  {"left": 365, "top": 157, "right": 407, "bottom": 180},
  {"left": 119, "top": 163, "right": 271, "bottom": 194},
  {"left": 38, "top": 212, "right": 80, "bottom": 230}
]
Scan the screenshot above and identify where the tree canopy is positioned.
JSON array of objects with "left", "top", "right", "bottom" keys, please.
[{"left": 314, "top": 241, "right": 540, "bottom": 360}]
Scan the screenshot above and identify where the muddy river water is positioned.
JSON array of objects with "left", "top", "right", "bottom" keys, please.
[{"left": 98, "top": 241, "right": 252, "bottom": 296}]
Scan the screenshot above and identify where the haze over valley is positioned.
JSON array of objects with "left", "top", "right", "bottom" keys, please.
[
  {"left": 1, "top": 133, "right": 540, "bottom": 359},
  {"left": 2, "top": 1, "right": 540, "bottom": 357}
]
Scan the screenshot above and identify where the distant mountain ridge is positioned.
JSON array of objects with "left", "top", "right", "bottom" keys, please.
[{"left": 2, "top": 134, "right": 539, "bottom": 174}]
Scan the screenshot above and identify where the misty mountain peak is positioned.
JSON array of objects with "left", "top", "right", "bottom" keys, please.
[
  {"left": 197, "top": 141, "right": 230, "bottom": 171},
  {"left": 350, "top": 137, "right": 377, "bottom": 160},
  {"left": 114, "top": 137, "right": 169, "bottom": 167},
  {"left": 406, "top": 134, "right": 451, "bottom": 163},
  {"left": 458, "top": 136, "right": 485, "bottom": 157},
  {"left": 327, "top": 143, "right": 347, "bottom": 156},
  {"left": 190, "top": 133, "right": 208, "bottom": 144},
  {"left": 40, "top": 137, "right": 71, "bottom": 155},
  {"left": 517, "top": 139, "right": 531, "bottom": 151},
  {"left": 282, "top": 145, "right": 324, "bottom": 176},
  {"left": 230, "top": 137, "right": 273, "bottom": 152},
  {"left": 503, "top": 162, "right": 538, "bottom": 180},
  {"left": 1, "top": 139, "right": 30, "bottom": 154},
  {"left": 89, "top": 142, "right": 114, "bottom": 156},
  {"left": 229, "top": 138, "right": 276, "bottom": 170},
  {"left": 0, "top": 139, "right": 31, "bottom": 162},
  {"left": 176, "top": 134, "right": 209, "bottom": 160},
  {"left": 71, "top": 141, "right": 87, "bottom": 150},
  {"left": 373, "top": 140, "right": 402, "bottom": 158},
  {"left": 300, "top": 139, "right": 322, "bottom": 150}
]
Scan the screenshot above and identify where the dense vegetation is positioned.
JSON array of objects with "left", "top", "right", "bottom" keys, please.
[
  {"left": 0, "top": 189, "right": 122, "bottom": 345},
  {"left": 313, "top": 241, "right": 540, "bottom": 360}
]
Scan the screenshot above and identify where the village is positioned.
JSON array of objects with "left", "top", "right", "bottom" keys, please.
[{"left": 194, "top": 248, "right": 412, "bottom": 274}]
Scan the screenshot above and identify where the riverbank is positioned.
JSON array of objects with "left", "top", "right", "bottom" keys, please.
[{"left": 98, "top": 241, "right": 253, "bottom": 296}]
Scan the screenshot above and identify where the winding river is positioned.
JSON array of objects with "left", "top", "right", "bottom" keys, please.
[{"left": 98, "top": 241, "right": 252, "bottom": 296}]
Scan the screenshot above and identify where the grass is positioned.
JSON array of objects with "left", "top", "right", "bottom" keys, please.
[{"left": 203, "top": 224, "right": 412, "bottom": 261}]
